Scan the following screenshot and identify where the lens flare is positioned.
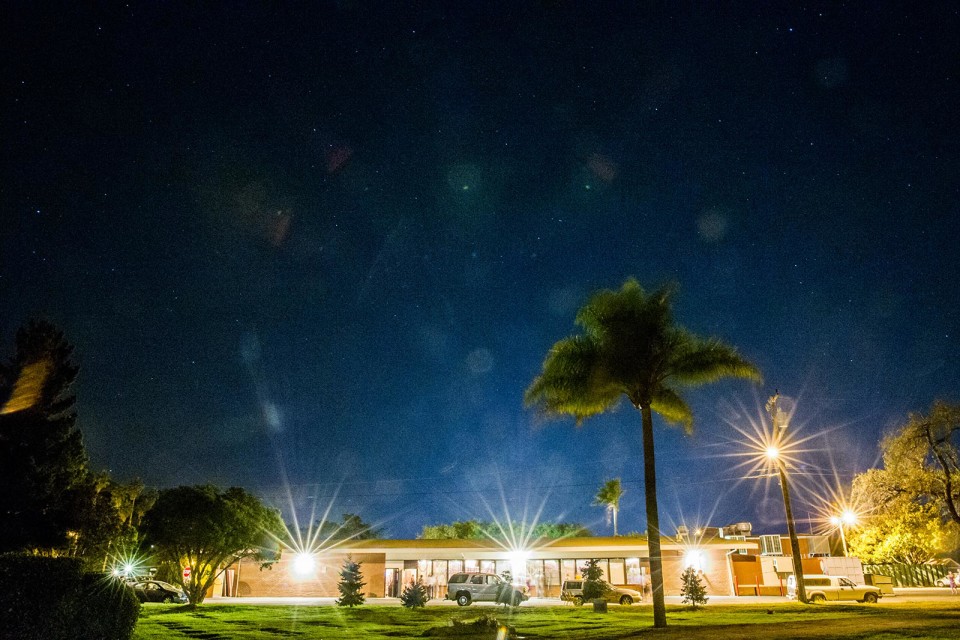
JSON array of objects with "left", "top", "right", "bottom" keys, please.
[{"left": 292, "top": 552, "right": 316, "bottom": 576}]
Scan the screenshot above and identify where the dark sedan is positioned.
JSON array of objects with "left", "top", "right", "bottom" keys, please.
[{"left": 132, "top": 580, "right": 189, "bottom": 604}]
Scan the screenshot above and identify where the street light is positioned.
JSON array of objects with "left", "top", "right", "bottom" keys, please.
[
  {"left": 766, "top": 393, "right": 807, "bottom": 604},
  {"left": 829, "top": 509, "right": 857, "bottom": 556}
]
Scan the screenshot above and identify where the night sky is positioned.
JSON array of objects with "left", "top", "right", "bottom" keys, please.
[{"left": 3, "top": 2, "right": 958, "bottom": 539}]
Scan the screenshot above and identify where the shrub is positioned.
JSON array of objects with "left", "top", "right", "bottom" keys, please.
[
  {"left": 0, "top": 554, "right": 140, "bottom": 640},
  {"left": 71, "top": 572, "right": 141, "bottom": 639},
  {"left": 399, "top": 578, "right": 429, "bottom": 608},
  {"left": 581, "top": 558, "right": 609, "bottom": 600},
  {"left": 680, "top": 566, "right": 708, "bottom": 609}
]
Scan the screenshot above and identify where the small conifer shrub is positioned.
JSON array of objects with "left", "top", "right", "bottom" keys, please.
[
  {"left": 336, "top": 557, "right": 366, "bottom": 607},
  {"left": 680, "top": 566, "right": 708, "bottom": 609},
  {"left": 400, "top": 578, "right": 429, "bottom": 608}
]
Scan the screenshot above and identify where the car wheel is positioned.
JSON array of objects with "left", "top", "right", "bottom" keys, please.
[
  {"left": 863, "top": 593, "right": 878, "bottom": 603},
  {"left": 810, "top": 594, "right": 826, "bottom": 603},
  {"left": 619, "top": 595, "right": 633, "bottom": 606},
  {"left": 456, "top": 593, "right": 471, "bottom": 606},
  {"left": 572, "top": 596, "right": 584, "bottom": 607}
]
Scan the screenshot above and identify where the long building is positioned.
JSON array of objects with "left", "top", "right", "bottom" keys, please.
[{"left": 215, "top": 536, "right": 758, "bottom": 599}]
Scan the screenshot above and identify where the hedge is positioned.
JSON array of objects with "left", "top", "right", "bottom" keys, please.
[{"left": 0, "top": 554, "right": 140, "bottom": 640}]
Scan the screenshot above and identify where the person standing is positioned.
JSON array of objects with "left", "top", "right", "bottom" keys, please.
[{"left": 948, "top": 572, "right": 957, "bottom": 595}]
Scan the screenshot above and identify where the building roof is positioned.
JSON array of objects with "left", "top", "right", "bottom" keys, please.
[{"left": 313, "top": 536, "right": 757, "bottom": 560}]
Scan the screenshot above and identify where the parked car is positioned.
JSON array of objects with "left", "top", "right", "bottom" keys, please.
[
  {"left": 132, "top": 580, "right": 189, "bottom": 604},
  {"left": 788, "top": 575, "right": 881, "bottom": 603},
  {"left": 935, "top": 574, "right": 955, "bottom": 587},
  {"left": 444, "top": 572, "right": 528, "bottom": 606},
  {"left": 560, "top": 579, "right": 643, "bottom": 606}
]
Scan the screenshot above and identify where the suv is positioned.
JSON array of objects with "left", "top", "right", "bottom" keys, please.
[
  {"left": 788, "top": 575, "right": 881, "bottom": 603},
  {"left": 445, "top": 572, "right": 528, "bottom": 606},
  {"left": 560, "top": 580, "right": 643, "bottom": 606}
]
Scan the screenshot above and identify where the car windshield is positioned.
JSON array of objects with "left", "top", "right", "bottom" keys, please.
[{"left": 839, "top": 578, "right": 856, "bottom": 587}]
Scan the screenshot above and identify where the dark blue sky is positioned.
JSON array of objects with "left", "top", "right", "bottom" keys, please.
[{"left": 3, "top": 2, "right": 958, "bottom": 538}]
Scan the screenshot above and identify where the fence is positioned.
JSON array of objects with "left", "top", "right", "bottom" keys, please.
[{"left": 861, "top": 563, "right": 951, "bottom": 587}]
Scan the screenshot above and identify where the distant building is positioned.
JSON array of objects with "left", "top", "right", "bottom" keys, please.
[{"left": 674, "top": 522, "right": 862, "bottom": 595}]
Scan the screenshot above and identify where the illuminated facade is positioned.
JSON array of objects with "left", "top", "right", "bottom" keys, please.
[{"left": 214, "top": 536, "right": 757, "bottom": 599}]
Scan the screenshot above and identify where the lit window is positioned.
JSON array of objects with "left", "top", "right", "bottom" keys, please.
[{"left": 760, "top": 535, "right": 783, "bottom": 555}]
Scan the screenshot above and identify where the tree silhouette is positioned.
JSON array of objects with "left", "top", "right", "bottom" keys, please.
[{"left": 0, "top": 319, "right": 90, "bottom": 553}]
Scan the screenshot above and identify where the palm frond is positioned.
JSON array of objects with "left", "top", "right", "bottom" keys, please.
[
  {"left": 524, "top": 336, "right": 621, "bottom": 424},
  {"left": 577, "top": 279, "right": 676, "bottom": 346},
  {"left": 667, "top": 332, "right": 762, "bottom": 386},
  {"left": 593, "top": 478, "right": 624, "bottom": 507},
  {"left": 650, "top": 386, "right": 693, "bottom": 433}
]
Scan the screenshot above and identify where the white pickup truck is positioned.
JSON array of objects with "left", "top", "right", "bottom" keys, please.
[{"left": 789, "top": 574, "right": 882, "bottom": 603}]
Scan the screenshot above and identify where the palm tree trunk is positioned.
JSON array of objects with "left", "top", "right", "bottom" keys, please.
[
  {"left": 640, "top": 404, "right": 667, "bottom": 628},
  {"left": 613, "top": 506, "right": 618, "bottom": 537}
]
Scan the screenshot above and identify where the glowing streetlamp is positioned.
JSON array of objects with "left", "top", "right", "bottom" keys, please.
[
  {"left": 291, "top": 552, "right": 317, "bottom": 577},
  {"left": 829, "top": 509, "right": 857, "bottom": 556},
  {"left": 766, "top": 393, "right": 807, "bottom": 604}
]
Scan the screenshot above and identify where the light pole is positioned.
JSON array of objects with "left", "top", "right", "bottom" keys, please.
[
  {"left": 830, "top": 509, "right": 857, "bottom": 556},
  {"left": 766, "top": 393, "right": 807, "bottom": 604}
]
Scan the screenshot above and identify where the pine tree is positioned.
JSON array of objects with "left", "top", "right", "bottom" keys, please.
[
  {"left": 680, "top": 566, "right": 708, "bottom": 609},
  {"left": 0, "top": 319, "right": 91, "bottom": 553},
  {"left": 399, "top": 577, "right": 429, "bottom": 608},
  {"left": 336, "top": 557, "right": 366, "bottom": 607}
]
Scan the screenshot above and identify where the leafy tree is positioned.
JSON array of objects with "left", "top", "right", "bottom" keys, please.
[
  {"left": 525, "top": 279, "right": 761, "bottom": 627},
  {"left": 0, "top": 319, "right": 91, "bottom": 553},
  {"left": 529, "top": 522, "right": 592, "bottom": 538},
  {"left": 849, "top": 468, "right": 959, "bottom": 563},
  {"left": 581, "top": 558, "right": 609, "bottom": 601},
  {"left": 418, "top": 520, "right": 590, "bottom": 539},
  {"left": 140, "top": 485, "right": 284, "bottom": 605},
  {"left": 72, "top": 476, "right": 157, "bottom": 571},
  {"left": 594, "top": 478, "right": 624, "bottom": 536},
  {"left": 336, "top": 556, "right": 366, "bottom": 607},
  {"left": 887, "top": 402, "right": 960, "bottom": 525},
  {"left": 419, "top": 520, "right": 485, "bottom": 539},
  {"left": 311, "top": 513, "right": 383, "bottom": 541},
  {"left": 680, "top": 566, "right": 708, "bottom": 609},
  {"left": 847, "top": 500, "right": 951, "bottom": 564},
  {"left": 847, "top": 402, "right": 960, "bottom": 562},
  {"left": 399, "top": 577, "right": 429, "bottom": 608}
]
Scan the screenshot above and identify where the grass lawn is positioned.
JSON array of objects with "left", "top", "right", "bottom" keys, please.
[{"left": 133, "top": 602, "right": 960, "bottom": 639}]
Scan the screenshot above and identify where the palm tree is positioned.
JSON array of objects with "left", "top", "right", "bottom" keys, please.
[
  {"left": 594, "top": 478, "right": 624, "bottom": 536},
  {"left": 525, "top": 279, "right": 761, "bottom": 628}
]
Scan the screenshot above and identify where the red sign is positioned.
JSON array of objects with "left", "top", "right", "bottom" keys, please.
[{"left": 182, "top": 566, "right": 191, "bottom": 580}]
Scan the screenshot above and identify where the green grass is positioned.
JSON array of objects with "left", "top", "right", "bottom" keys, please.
[{"left": 133, "top": 602, "right": 960, "bottom": 639}]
